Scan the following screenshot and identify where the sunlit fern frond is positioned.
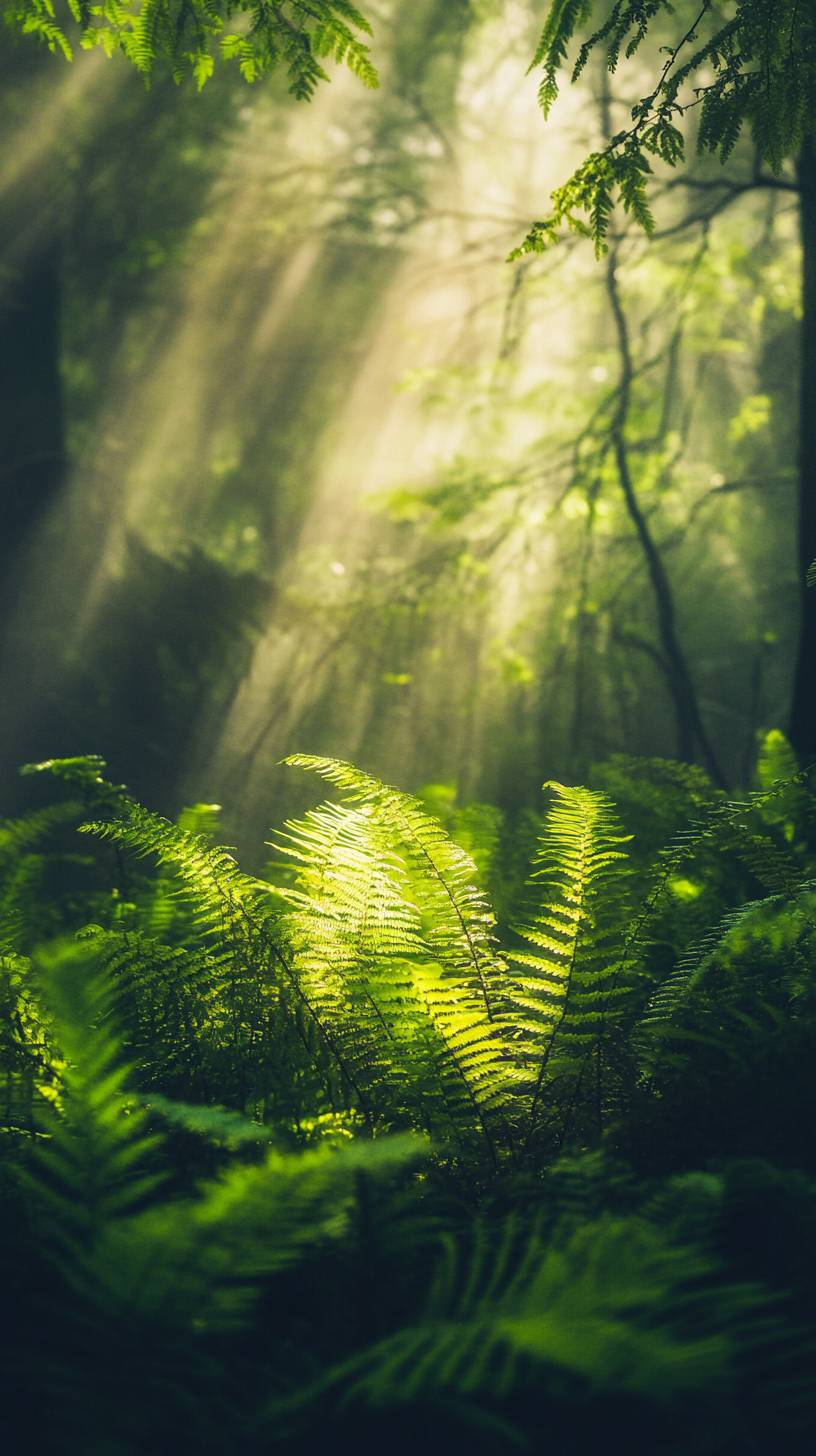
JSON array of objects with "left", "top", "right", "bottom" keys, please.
[
  {"left": 508, "top": 782, "right": 632, "bottom": 1141},
  {"left": 82, "top": 798, "right": 275, "bottom": 943},
  {"left": 218, "top": 0, "right": 378, "bottom": 95},
  {"left": 754, "top": 729, "right": 811, "bottom": 841},
  {"left": 757, "top": 730, "right": 801, "bottom": 789},
  {"left": 311, "top": 0, "right": 378, "bottom": 88},
  {"left": 20, "top": 753, "right": 123, "bottom": 799},
  {"left": 273, "top": 797, "right": 427, "bottom": 1128},
  {"left": 274, "top": 792, "right": 509, "bottom": 1157},
  {"left": 281, "top": 758, "right": 520, "bottom": 1155},
  {"left": 283, "top": 756, "right": 508, "bottom": 1023}
]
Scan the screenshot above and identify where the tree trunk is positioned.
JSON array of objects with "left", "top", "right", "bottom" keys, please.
[
  {"left": 605, "top": 252, "right": 727, "bottom": 787},
  {"left": 0, "top": 241, "right": 65, "bottom": 607},
  {"left": 790, "top": 135, "right": 816, "bottom": 764}
]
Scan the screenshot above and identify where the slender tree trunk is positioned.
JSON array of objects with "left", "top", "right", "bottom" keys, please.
[
  {"left": 0, "top": 241, "right": 65, "bottom": 608},
  {"left": 606, "top": 253, "right": 727, "bottom": 787},
  {"left": 790, "top": 135, "right": 816, "bottom": 764},
  {"left": 592, "top": 68, "right": 725, "bottom": 784},
  {"left": 569, "top": 486, "right": 600, "bottom": 772}
]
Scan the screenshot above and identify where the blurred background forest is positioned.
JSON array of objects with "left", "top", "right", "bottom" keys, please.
[{"left": 0, "top": 0, "right": 803, "bottom": 837}]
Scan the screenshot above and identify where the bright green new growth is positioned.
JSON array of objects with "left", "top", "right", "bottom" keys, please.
[
  {"left": 6, "top": 743, "right": 814, "bottom": 1164},
  {"left": 279, "top": 754, "right": 519, "bottom": 1160},
  {"left": 276, "top": 762, "right": 643, "bottom": 1159},
  {"left": 508, "top": 782, "right": 632, "bottom": 1141}
]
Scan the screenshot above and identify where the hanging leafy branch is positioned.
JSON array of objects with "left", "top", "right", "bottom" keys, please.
[
  {"left": 1, "top": 0, "right": 379, "bottom": 94},
  {"left": 513, "top": 0, "right": 815, "bottom": 257}
]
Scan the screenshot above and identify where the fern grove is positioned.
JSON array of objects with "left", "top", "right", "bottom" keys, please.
[
  {"left": 2, "top": 739, "right": 816, "bottom": 1451},
  {"left": 0, "top": 0, "right": 814, "bottom": 1447}
]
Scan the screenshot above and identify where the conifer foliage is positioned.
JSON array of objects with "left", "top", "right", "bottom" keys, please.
[
  {"left": 514, "top": 0, "right": 815, "bottom": 255},
  {"left": 3, "top": 0, "right": 379, "bottom": 93}
]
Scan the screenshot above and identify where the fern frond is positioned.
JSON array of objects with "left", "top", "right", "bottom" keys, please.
[
  {"left": 273, "top": 1213, "right": 743, "bottom": 1423},
  {"left": 508, "top": 782, "right": 632, "bottom": 1142},
  {"left": 637, "top": 880, "right": 816, "bottom": 1039},
  {"left": 145, "top": 1093, "right": 276, "bottom": 1145},
  {"left": 757, "top": 729, "right": 800, "bottom": 790},
  {"left": 82, "top": 797, "right": 274, "bottom": 941},
  {"left": 281, "top": 758, "right": 520, "bottom": 1157},
  {"left": 283, "top": 756, "right": 508, "bottom": 1022},
  {"left": 22, "top": 937, "right": 423, "bottom": 1417},
  {"left": 274, "top": 786, "right": 512, "bottom": 1158},
  {"left": 273, "top": 798, "right": 425, "bottom": 1123},
  {"left": 629, "top": 770, "right": 815, "bottom": 946},
  {"left": 109, "top": 1131, "right": 423, "bottom": 1332},
  {"left": 530, "top": 0, "right": 593, "bottom": 116},
  {"left": 25, "top": 940, "right": 162, "bottom": 1270}
]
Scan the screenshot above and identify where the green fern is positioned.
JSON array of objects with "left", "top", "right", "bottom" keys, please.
[
  {"left": 283, "top": 756, "right": 508, "bottom": 1020},
  {"left": 24, "top": 939, "right": 163, "bottom": 1265},
  {"left": 78, "top": 792, "right": 326, "bottom": 1123},
  {"left": 3, "top": 744, "right": 815, "bottom": 1450},
  {"left": 19, "top": 939, "right": 422, "bottom": 1436},
  {"left": 507, "top": 782, "right": 632, "bottom": 1144},
  {"left": 272, "top": 1213, "right": 747, "bottom": 1426},
  {"left": 273, "top": 796, "right": 430, "bottom": 1130},
  {"left": 284, "top": 757, "right": 518, "bottom": 1153},
  {"left": 82, "top": 796, "right": 272, "bottom": 940},
  {"left": 638, "top": 892, "right": 793, "bottom": 1040},
  {"left": 754, "top": 729, "right": 810, "bottom": 846}
]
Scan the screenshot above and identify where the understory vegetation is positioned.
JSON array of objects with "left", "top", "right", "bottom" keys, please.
[{"left": 2, "top": 737, "right": 816, "bottom": 1452}]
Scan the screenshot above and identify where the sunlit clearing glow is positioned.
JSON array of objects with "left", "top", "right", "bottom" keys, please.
[
  {"left": 0, "top": 1, "right": 685, "bottom": 817},
  {"left": 207, "top": 8, "right": 593, "bottom": 808},
  {"left": 0, "top": 50, "right": 109, "bottom": 204}
]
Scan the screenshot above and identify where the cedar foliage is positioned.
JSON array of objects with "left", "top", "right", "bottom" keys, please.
[{"left": 2, "top": 740, "right": 816, "bottom": 1452}]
